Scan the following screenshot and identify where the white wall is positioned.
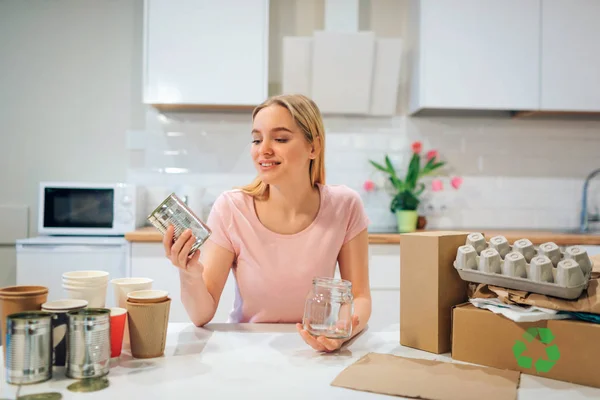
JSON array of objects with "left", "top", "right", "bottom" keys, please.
[
  {"left": 128, "top": 111, "right": 600, "bottom": 232},
  {"left": 0, "top": 0, "right": 145, "bottom": 233}
]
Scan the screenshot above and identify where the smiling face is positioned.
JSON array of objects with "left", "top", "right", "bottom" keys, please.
[{"left": 251, "top": 105, "right": 316, "bottom": 186}]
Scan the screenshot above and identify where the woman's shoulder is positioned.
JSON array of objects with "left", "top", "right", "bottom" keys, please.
[
  {"left": 212, "top": 189, "right": 253, "bottom": 211},
  {"left": 207, "top": 189, "right": 255, "bottom": 223},
  {"left": 320, "top": 184, "right": 369, "bottom": 241},
  {"left": 321, "top": 184, "right": 363, "bottom": 206},
  {"left": 320, "top": 184, "right": 367, "bottom": 216}
]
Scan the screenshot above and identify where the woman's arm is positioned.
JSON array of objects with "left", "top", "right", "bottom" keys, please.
[
  {"left": 297, "top": 227, "right": 371, "bottom": 352},
  {"left": 337, "top": 227, "right": 371, "bottom": 339},
  {"left": 165, "top": 226, "right": 235, "bottom": 327}
]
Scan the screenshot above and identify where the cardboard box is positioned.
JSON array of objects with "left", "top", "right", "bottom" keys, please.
[
  {"left": 452, "top": 303, "right": 600, "bottom": 388},
  {"left": 400, "top": 231, "right": 470, "bottom": 354}
]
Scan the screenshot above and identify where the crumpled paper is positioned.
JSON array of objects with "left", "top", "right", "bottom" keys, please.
[
  {"left": 467, "top": 254, "right": 600, "bottom": 315},
  {"left": 468, "top": 297, "right": 571, "bottom": 322}
]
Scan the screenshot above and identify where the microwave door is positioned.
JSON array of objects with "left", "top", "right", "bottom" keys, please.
[{"left": 41, "top": 187, "right": 115, "bottom": 235}]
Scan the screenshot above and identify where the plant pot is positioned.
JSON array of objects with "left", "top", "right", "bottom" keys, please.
[
  {"left": 395, "top": 210, "right": 418, "bottom": 233},
  {"left": 417, "top": 215, "right": 427, "bottom": 230}
]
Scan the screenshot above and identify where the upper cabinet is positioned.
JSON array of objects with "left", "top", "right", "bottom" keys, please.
[
  {"left": 540, "top": 0, "right": 600, "bottom": 112},
  {"left": 409, "top": 0, "right": 541, "bottom": 114},
  {"left": 409, "top": 0, "right": 600, "bottom": 115},
  {"left": 143, "top": 0, "right": 269, "bottom": 107}
]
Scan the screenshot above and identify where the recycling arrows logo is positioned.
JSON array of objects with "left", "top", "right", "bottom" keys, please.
[{"left": 513, "top": 327, "right": 561, "bottom": 373}]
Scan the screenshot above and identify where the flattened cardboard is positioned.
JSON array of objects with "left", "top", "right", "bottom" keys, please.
[
  {"left": 400, "top": 231, "right": 470, "bottom": 353},
  {"left": 331, "top": 352, "right": 520, "bottom": 400},
  {"left": 452, "top": 304, "right": 600, "bottom": 388}
]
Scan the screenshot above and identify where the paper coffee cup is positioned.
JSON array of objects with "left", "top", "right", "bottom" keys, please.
[{"left": 126, "top": 298, "right": 171, "bottom": 359}]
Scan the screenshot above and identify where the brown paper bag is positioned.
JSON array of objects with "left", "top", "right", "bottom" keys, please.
[
  {"left": 331, "top": 352, "right": 520, "bottom": 400},
  {"left": 468, "top": 254, "right": 600, "bottom": 314}
]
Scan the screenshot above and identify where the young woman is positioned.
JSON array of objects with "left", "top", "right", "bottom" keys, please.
[{"left": 163, "top": 94, "right": 371, "bottom": 352}]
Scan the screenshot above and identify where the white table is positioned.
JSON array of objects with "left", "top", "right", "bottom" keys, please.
[{"left": 1, "top": 323, "right": 599, "bottom": 399}]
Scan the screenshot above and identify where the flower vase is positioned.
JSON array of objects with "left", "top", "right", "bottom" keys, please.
[{"left": 395, "top": 210, "right": 418, "bottom": 233}]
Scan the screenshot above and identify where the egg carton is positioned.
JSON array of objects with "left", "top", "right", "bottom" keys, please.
[{"left": 453, "top": 232, "right": 594, "bottom": 300}]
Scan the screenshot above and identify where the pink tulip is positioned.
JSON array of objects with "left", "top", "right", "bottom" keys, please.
[
  {"left": 426, "top": 150, "right": 438, "bottom": 161},
  {"left": 431, "top": 179, "right": 443, "bottom": 192},
  {"left": 451, "top": 177, "right": 463, "bottom": 189},
  {"left": 363, "top": 180, "right": 376, "bottom": 192},
  {"left": 411, "top": 141, "right": 422, "bottom": 154}
]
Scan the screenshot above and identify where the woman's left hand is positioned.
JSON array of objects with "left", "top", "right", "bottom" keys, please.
[{"left": 296, "top": 315, "right": 360, "bottom": 353}]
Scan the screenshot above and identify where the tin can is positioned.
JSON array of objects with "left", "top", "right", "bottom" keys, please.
[
  {"left": 147, "top": 192, "right": 212, "bottom": 256},
  {"left": 5, "top": 311, "right": 53, "bottom": 385},
  {"left": 66, "top": 308, "right": 111, "bottom": 379}
]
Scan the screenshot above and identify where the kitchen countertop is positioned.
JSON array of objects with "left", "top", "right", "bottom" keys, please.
[
  {"left": 126, "top": 226, "right": 408, "bottom": 244},
  {"left": 2, "top": 322, "right": 598, "bottom": 399},
  {"left": 370, "top": 230, "right": 600, "bottom": 246},
  {"left": 126, "top": 226, "right": 600, "bottom": 246}
]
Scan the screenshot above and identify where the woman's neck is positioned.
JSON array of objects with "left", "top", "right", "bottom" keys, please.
[{"left": 266, "top": 178, "right": 320, "bottom": 218}]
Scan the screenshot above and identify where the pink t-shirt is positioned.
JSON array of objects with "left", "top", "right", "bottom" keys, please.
[{"left": 205, "top": 183, "right": 370, "bottom": 323}]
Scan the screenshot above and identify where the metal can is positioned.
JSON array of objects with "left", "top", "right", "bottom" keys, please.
[
  {"left": 5, "top": 311, "right": 53, "bottom": 385},
  {"left": 66, "top": 308, "right": 111, "bottom": 379},
  {"left": 147, "top": 192, "right": 212, "bottom": 256}
]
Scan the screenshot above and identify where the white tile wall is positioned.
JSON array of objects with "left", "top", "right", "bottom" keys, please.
[{"left": 127, "top": 110, "right": 600, "bottom": 233}]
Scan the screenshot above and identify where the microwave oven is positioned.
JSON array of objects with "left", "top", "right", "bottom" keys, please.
[{"left": 38, "top": 182, "right": 146, "bottom": 236}]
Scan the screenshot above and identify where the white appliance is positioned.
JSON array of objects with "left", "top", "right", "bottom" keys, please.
[
  {"left": 38, "top": 181, "right": 146, "bottom": 236},
  {"left": 16, "top": 236, "right": 131, "bottom": 307}
]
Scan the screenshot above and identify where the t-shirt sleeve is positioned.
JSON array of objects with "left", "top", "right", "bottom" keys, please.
[
  {"left": 205, "top": 193, "right": 235, "bottom": 253},
  {"left": 343, "top": 189, "right": 370, "bottom": 244}
]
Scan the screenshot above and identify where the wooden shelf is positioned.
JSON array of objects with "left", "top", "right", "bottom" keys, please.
[{"left": 125, "top": 227, "right": 600, "bottom": 246}]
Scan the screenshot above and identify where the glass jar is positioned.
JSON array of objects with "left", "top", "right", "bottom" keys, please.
[{"left": 302, "top": 277, "right": 354, "bottom": 339}]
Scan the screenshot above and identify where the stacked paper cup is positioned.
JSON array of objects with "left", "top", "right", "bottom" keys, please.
[
  {"left": 110, "top": 278, "right": 153, "bottom": 348},
  {"left": 62, "top": 271, "right": 109, "bottom": 308},
  {"left": 110, "top": 278, "right": 153, "bottom": 309},
  {"left": 126, "top": 290, "right": 171, "bottom": 359}
]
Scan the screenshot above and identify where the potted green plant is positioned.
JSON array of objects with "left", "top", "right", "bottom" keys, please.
[{"left": 368, "top": 141, "right": 447, "bottom": 233}]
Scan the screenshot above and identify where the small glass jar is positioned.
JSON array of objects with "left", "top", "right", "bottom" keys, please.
[{"left": 302, "top": 277, "right": 354, "bottom": 339}]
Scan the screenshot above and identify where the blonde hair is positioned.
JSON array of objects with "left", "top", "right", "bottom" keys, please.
[{"left": 239, "top": 94, "right": 326, "bottom": 200}]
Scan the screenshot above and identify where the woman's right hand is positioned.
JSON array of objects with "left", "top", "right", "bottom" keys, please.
[{"left": 163, "top": 225, "right": 204, "bottom": 277}]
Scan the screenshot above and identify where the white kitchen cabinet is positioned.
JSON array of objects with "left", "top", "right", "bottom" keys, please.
[
  {"left": 540, "top": 0, "right": 600, "bottom": 112},
  {"left": 143, "top": 0, "right": 269, "bottom": 106},
  {"left": 409, "top": 0, "right": 541, "bottom": 114},
  {"left": 367, "top": 244, "right": 400, "bottom": 329},
  {"left": 131, "top": 243, "right": 236, "bottom": 323}
]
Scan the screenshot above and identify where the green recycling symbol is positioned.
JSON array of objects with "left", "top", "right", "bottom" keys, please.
[{"left": 513, "top": 327, "right": 561, "bottom": 373}]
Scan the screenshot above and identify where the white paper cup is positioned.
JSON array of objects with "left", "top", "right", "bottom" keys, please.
[
  {"left": 62, "top": 270, "right": 109, "bottom": 282},
  {"left": 42, "top": 299, "right": 89, "bottom": 312},
  {"left": 110, "top": 278, "right": 153, "bottom": 349},
  {"left": 62, "top": 283, "right": 108, "bottom": 308},
  {"left": 62, "top": 279, "right": 107, "bottom": 288},
  {"left": 110, "top": 278, "right": 153, "bottom": 309}
]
